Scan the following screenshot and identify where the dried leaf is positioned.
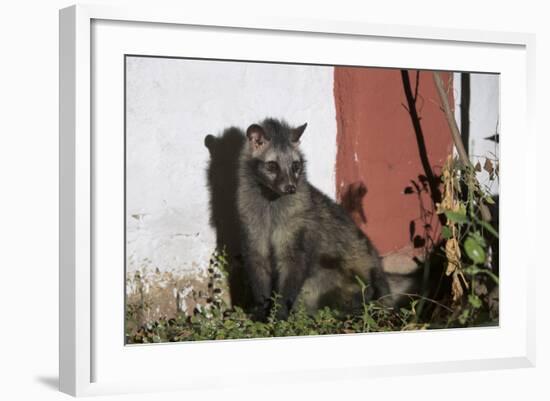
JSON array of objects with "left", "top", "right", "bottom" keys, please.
[
  {"left": 445, "top": 238, "right": 461, "bottom": 276},
  {"left": 483, "top": 158, "right": 494, "bottom": 175},
  {"left": 451, "top": 272, "right": 464, "bottom": 302}
]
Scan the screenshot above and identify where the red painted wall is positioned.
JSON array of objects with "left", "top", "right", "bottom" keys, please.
[{"left": 334, "top": 68, "right": 454, "bottom": 260}]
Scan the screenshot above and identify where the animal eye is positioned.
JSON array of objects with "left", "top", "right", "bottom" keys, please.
[
  {"left": 292, "top": 161, "right": 302, "bottom": 173},
  {"left": 266, "top": 161, "right": 279, "bottom": 172}
]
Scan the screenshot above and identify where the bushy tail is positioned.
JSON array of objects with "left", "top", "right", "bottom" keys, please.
[{"left": 371, "top": 266, "right": 395, "bottom": 307}]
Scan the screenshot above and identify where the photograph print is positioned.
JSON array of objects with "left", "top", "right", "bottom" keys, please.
[{"left": 125, "top": 56, "right": 499, "bottom": 344}]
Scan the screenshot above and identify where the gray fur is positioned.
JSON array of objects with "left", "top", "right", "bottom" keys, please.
[{"left": 237, "top": 118, "right": 391, "bottom": 320}]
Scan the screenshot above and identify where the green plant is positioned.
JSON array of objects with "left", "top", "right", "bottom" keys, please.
[{"left": 437, "top": 155, "right": 499, "bottom": 326}]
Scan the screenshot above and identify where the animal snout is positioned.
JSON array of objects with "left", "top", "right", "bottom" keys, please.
[{"left": 284, "top": 184, "right": 296, "bottom": 194}]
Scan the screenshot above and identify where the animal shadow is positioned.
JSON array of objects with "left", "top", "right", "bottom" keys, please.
[{"left": 204, "top": 127, "right": 252, "bottom": 308}]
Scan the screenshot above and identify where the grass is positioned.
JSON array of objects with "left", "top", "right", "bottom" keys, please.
[
  {"left": 126, "top": 294, "right": 497, "bottom": 344},
  {"left": 126, "top": 249, "right": 498, "bottom": 344}
]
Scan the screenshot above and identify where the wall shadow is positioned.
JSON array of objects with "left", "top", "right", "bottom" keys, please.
[
  {"left": 399, "top": 70, "right": 448, "bottom": 307},
  {"left": 400, "top": 70, "right": 443, "bottom": 213},
  {"left": 204, "top": 127, "right": 252, "bottom": 308},
  {"left": 339, "top": 181, "right": 368, "bottom": 227}
]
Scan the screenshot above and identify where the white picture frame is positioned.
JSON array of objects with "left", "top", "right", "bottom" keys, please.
[{"left": 59, "top": 4, "right": 536, "bottom": 397}]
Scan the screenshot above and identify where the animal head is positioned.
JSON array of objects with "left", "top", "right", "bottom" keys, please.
[{"left": 245, "top": 118, "right": 308, "bottom": 196}]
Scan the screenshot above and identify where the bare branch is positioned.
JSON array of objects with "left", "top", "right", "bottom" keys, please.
[{"left": 432, "top": 72, "right": 492, "bottom": 222}]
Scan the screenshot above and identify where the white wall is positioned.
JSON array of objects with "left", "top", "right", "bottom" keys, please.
[
  {"left": 453, "top": 73, "right": 500, "bottom": 193},
  {"left": 126, "top": 57, "right": 337, "bottom": 274}
]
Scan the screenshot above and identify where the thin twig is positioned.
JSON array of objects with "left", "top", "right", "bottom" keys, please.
[{"left": 433, "top": 72, "right": 469, "bottom": 164}]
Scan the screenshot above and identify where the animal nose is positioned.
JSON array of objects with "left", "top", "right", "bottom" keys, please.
[{"left": 284, "top": 184, "right": 296, "bottom": 194}]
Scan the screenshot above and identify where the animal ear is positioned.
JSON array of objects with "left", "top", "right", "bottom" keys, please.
[
  {"left": 246, "top": 124, "right": 270, "bottom": 153},
  {"left": 204, "top": 134, "right": 216, "bottom": 151},
  {"left": 291, "top": 123, "right": 308, "bottom": 144}
]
